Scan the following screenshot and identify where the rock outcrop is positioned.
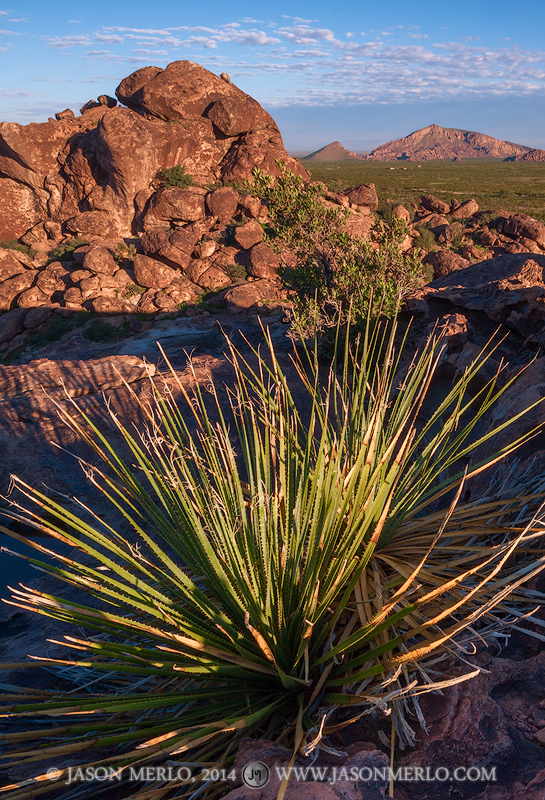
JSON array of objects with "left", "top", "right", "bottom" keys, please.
[
  {"left": 366, "top": 124, "right": 531, "bottom": 162},
  {"left": 514, "top": 148, "right": 545, "bottom": 162},
  {"left": 0, "top": 60, "right": 307, "bottom": 241}
]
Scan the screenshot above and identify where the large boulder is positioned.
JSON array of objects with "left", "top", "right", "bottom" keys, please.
[
  {"left": 408, "top": 253, "right": 545, "bottom": 343},
  {"left": 0, "top": 249, "right": 29, "bottom": 282},
  {"left": 502, "top": 213, "right": 545, "bottom": 246},
  {"left": 133, "top": 254, "right": 178, "bottom": 289},
  {"left": 141, "top": 228, "right": 198, "bottom": 271},
  {"left": 425, "top": 249, "right": 470, "bottom": 279},
  {"left": 116, "top": 60, "right": 275, "bottom": 130},
  {"left": 0, "top": 270, "right": 38, "bottom": 312},
  {"left": 420, "top": 194, "right": 451, "bottom": 215},
  {"left": 143, "top": 187, "right": 206, "bottom": 230},
  {"left": 344, "top": 183, "right": 378, "bottom": 210}
]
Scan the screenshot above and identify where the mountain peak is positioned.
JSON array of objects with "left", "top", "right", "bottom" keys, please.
[{"left": 301, "top": 141, "right": 363, "bottom": 162}]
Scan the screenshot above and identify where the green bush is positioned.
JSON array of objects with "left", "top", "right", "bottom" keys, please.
[
  {"left": 82, "top": 318, "right": 132, "bottom": 342},
  {"left": 159, "top": 165, "right": 193, "bottom": 188},
  {"left": 0, "top": 239, "right": 35, "bottom": 257},
  {"left": 28, "top": 310, "right": 90, "bottom": 347},
  {"left": 1, "top": 317, "right": 545, "bottom": 799},
  {"left": 50, "top": 238, "right": 88, "bottom": 262},
  {"left": 121, "top": 283, "right": 147, "bottom": 299},
  {"left": 413, "top": 225, "right": 438, "bottom": 253},
  {"left": 246, "top": 162, "right": 423, "bottom": 334}
]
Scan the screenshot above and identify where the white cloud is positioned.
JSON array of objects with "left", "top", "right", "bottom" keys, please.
[
  {"left": 46, "top": 35, "right": 92, "bottom": 48},
  {"left": 95, "top": 33, "right": 124, "bottom": 43},
  {"left": 0, "top": 28, "right": 18, "bottom": 35},
  {"left": 32, "top": 77, "right": 73, "bottom": 82},
  {"left": 133, "top": 48, "right": 168, "bottom": 55},
  {"left": 0, "top": 88, "right": 33, "bottom": 97}
]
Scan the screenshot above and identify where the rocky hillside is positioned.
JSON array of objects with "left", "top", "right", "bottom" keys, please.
[
  {"left": 0, "top": 60, "right": 308, "bottom": 242},
  {"left": 301, "top": 141, "right": 364, "bottom": 161},
  {"left": 515, "top": 148, "right": 545, "bottom": 162},
  {"left": 366, "top": 124, "right": 532, "bottom": 161}
]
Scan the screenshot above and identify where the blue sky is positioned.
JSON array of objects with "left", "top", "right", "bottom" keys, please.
[{"left": 1, "top": 0, "right": 544, "bottom": 152}]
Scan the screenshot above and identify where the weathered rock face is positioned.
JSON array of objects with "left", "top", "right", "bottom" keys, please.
[
  {"left": 0, "top": 178, "right": 42, "bottom": 239},
  {"left": 0, "top": 60, "right": 308, "bottom": 241}
]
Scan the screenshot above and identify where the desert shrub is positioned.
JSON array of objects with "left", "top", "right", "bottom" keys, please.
[
  {"left": 414, "top": 224, "right": 438, "bottom": 252},
  {"left": 82, "top": 318, "right": 132, "bottom": 342},
  {"left": 0, "top": 239, "right": 35, "bottom": 257},
  {"left": 247, "top": 162, "right": 422, "bottom": 333},
  {"left": 159, "top": 165, "right": 193, "bottom": 188},
  {"left": 1, "top": 317, "right": 545, "bottom": 799},
  {"left": 224, "top": 261, "right": 247, "bottom": 281},
  {"left": 28, "top": 310, "right": 90, "bottom": 347},
  {"left": 50, "top": 238, "right": 88, "bottom": 262},
  {"left": 121, "top": 283, "right": 147, "bottom": 298}
]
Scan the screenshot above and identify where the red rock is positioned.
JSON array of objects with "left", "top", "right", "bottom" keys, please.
[
  {"left": 0, "top": 308, "right": 28, "bottom": 343},
  {"left": 154, "top": 293, "right": 179, "bottom": 311},
  {"left": 450, "top": 198, "right": 479, "bottom": 219},
  {"left": 17, "top": 286, "right": 50, "bottom": 308},
  {"left": 63, "top": 287, "right": 84, "bottom": 305},
  {"left": 80, "top": 276, "right": 101, "bottom": 298},
  {"left": 83, "top": 247, "right": 118, "bottom": 276},
  {"left": 133, "top": 254, "right": 178, "bottom": 289},
  {"left": 420, "top": 194, "right": 451, "bottom": 215},
  {"left": 503, "top": 213, "right": 545, "bottom": 246},
  {"left": 222, "top": 737, "right": 389, "bottom": 800},
  {"left": 0, "top": 118, "right": 76, "bottom": 192},
  {"left": 392, "top": 204, "right": 411, "bottom": 223},
  {"left": 184, "top": 259, "right": 230, "bottom": 289},
  {"left": 115, "top": 66, "right": 164, "bottom": 107},
  {"left": 141, "top": 228, "right": 197, "bottom": 271},
  {"left": 246, "top": 243, "right": 281, "bottom": 278},
  {"left": 0, "top": 177, "right": 42, "bottom": 240},
  {"left": 234, "top": 220, "right": 264, "bottom": 250},
  {"left": 89, "top": 297, "right": 130, "bottom": 315},
  {"left": 344, "top": 183, "right": 378, "bottom": 209},
  {"left": 70, "top": 269, "right": 93, "bottom": 284},
  {"left": 220, "top": 134, "right": 309, "bottom": 184},
  {"left": 0, "top": 249, "right": 28, "bottom": 282},
  {"left": 224, "top": 279, "right": 285, "bottom": 313},
  {"left": 206, "top": 187, "right": 239, "bottom": 222},
  {"left": 98, "top": 95, "right": 117, "bottom": 108},
  {"left": 207, "top": 96, "right": 262, "bottom": 136},
  {"left": 123, "top": 60, "right": 275, "bottom": 129},
  {"left": 55, "top": 108, "right": 75, "bottom": 121},
  {"left": 144, "top": 187, "right": 206, "bottom": 229},
  {"left": 65, "top": 211, "right": 117, "bottom": 239},
  {"left": 425, "top": 249, "right": 469, "bottom": 278},
  {"left": 480, "top": 228, "right": 498, "bottom": 246},
  {"left": 240, "top": 195, "right": 268, "bottom": 220},
  {"left": 0, "top": 270, "right": 37, "bottom": 312}
]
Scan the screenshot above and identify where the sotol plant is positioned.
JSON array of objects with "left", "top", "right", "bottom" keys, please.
[{"left": 1, "top": 313, "right": 545, "bottom": 800}]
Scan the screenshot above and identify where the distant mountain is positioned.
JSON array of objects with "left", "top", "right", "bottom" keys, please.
[
  {"left": 366, "top": 124, "right": 532, "bottom": 162},
  {"left": 301, "top": 141, "right": 364, "bottom": 161}
]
